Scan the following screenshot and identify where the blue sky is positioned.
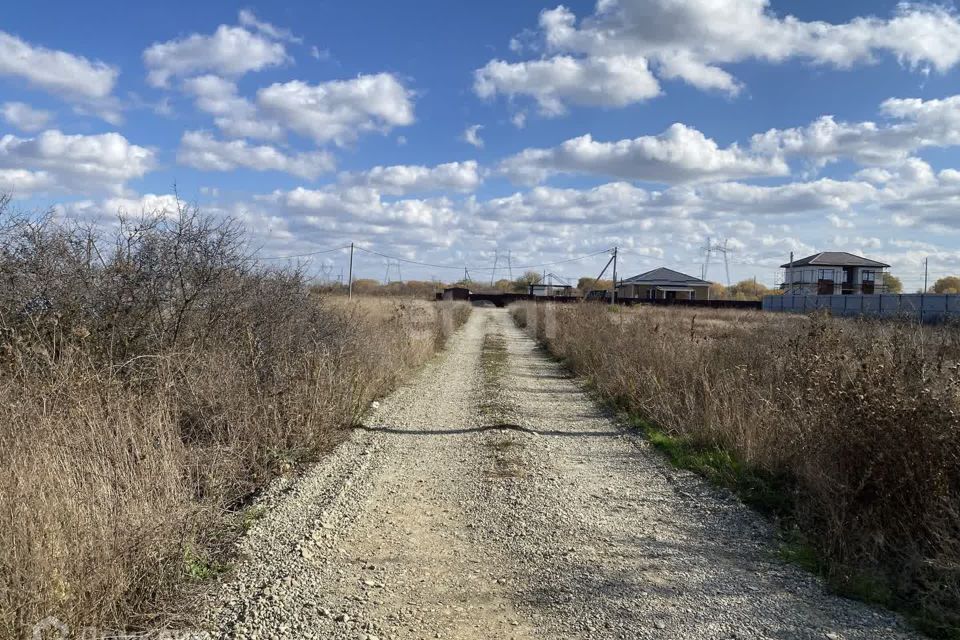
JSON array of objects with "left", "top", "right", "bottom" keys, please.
[{"left": 3, "top": 0, "right": 960, "bottom": 289}]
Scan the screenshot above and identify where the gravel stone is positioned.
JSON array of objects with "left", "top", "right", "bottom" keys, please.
[{"left": 203, "top": 308, "right": 920, "bottom": 639}]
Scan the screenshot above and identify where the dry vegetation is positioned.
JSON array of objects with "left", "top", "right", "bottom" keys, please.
[
  {"left": 512, "top": 301, "right": 960, "bottom": 637},
  {"left": 0, "top": 195, "right": 470, "bottom": 636}
]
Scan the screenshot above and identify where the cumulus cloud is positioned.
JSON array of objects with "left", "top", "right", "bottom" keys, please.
[
  {"left": 177, "top": 131, "right": 334, "bottom": 179},
  {"left": 0, "top": 30, "right": 118, "bottom": 100},
  {"left": 474, "top": 55, "right": 660, "bottom": 115},
  {"left": 0, "top": 130, "right": 154, "bottom": 196},
  {"left": 499, "top": 123, "right": 788, "bottom": 185},
  {"left": 0, "top": 31, "right": 119, "bottom": 121},
  {"left": 1, "top": 102, "right": 53, "bottom": 132},
  {"left": 462, "top": 125, "right": 484, "bottom": 148},
  {"left": 238, "top": 9, "right": 302, "bottom": 44},
  {"left": 339, "top": 161, "right": 481, "bottom": 195},
  {"left": 257, "top": 74, "right": 415, "bottom": 145},
  {"left": 182, "top": 75, "right": 283, "bottom": 140},
  {"left": 477, "top": 1, "right": 960, "bottom": 114},
  {"left": 0, "top": 168, "right": 55, "bottom": 194},
  {"left": 261, "top": 186, "right": 459, "bottom": 244},
  {"left": 144, "top": 24, "right": 289, "bottom": 87},
  {"left": 751, "top": 94, "right": 960, "bottom": 166}
]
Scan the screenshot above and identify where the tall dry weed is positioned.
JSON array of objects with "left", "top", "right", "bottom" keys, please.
[
  {"left": 0, "top": 196, "right": 469, "bottom": 636},
  {"left": 513, "top": 301, "right": 960, "bottom": 634}
]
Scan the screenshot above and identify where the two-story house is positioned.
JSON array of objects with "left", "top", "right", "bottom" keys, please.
[{"left": 781, "top": 252, "right": 890, "bottom": 295}]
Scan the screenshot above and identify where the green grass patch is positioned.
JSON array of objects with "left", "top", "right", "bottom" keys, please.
[
  {"left": 182, "top": 545, "right": 229, "bottom": 583},
  {"left": 627, "top": 415, "right": 794, "bottom": 517},
  {"left": 626, "top": 412, "right": 955, "bottom": 639}
]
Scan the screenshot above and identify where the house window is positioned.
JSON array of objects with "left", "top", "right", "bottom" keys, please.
[
  {"left": 818, "top": 268, "right": 833, "bottom": 281},
  {"left": 862, "top": 270, "right": 875, "bottom": 282}
]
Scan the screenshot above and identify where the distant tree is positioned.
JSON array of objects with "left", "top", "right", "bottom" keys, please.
[
  {"left": 726, "top": 279, "right": 776, "bottom": 300},
  {"left": 577, "top": 277, "right": 613, "bottom": 292},
  {"left": 351, "top": 279, "right": 381, "bottom": 294},
  {"left": 708, "top": 283, "right": 729, "bottom": 300},
  {"left": 512, "top": 271, "right": 542, "bottom": 292},
  {"left": 709, "top": 279, "right": 779, "bottom": 300},
  {"left": 882, "top": 273, "right": 903, "bottom": 293},
  {"left": 932, "top": 276, "right": 960, "bottom": 294},
  {"left": 493, "top": 278, "right": 513, "bottom": 292}
]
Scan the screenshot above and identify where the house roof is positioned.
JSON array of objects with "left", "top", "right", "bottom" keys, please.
[
  {"left": 620, "top": 267, "right": 711, "bottom": 287},
  {"left": 780, "top": 251, "right": 890, "bottom": 268}
]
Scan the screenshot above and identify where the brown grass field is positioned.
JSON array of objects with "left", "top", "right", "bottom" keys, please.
[
  {"left": 0, "top": 199, "right": 470, "bottom": 636},
  {"left": 512, "top": 301, "right": 960, "bottom": 638}
]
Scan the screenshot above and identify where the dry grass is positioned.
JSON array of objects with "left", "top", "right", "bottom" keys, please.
[
  {"left": 512, "top": 301, "right": 960, "bottom": 637},
  {"left": 0, "top": 197, "right": 470, "bottom": 637}
]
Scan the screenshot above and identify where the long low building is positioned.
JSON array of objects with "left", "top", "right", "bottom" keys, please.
[{"left": 616, "top": 267, "right": 712, "bottom": 301}]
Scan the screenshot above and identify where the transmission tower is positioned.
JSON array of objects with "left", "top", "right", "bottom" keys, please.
[
  {"left": 383, "top": 259, "right": 402, "bottom": 283},
  {"left": 319, "top": 263, "right": 333, "bottom": 284},
  {"left": 701, "top": 237, "right": 735, "bottom": 286},
  {"left": 490, "top": 248, "right": 515, "bottom": 284}
]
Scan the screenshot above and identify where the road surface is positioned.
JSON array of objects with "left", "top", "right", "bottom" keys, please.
[{"left": 205, "top": 308, "right": 916, "bottom": 640}]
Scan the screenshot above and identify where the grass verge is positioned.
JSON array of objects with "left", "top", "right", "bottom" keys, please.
[{"left": 511, "top": 301, "right": 960, "bottom": 639}]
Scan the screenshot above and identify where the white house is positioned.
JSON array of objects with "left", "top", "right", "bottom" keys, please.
[{"left": 781, "top": 252, "right": 890, "bottom": 295}]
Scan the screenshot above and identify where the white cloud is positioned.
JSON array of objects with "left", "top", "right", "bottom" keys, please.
[
  {"left": 499, "top": 123, "right": 788, "bottom": 185},
  {"left": 478, "top": 1, "right": 960, "bottom": 114},
  {"left": 479, "top": 181, "right": 660, "bottom": 224},
  {"left": 462, "top": 124, "right": 484, "bottom": 148},
  {"left": 0, "top": 168, "right": 54, "bottom": 194},
  {"left": 177, "top": 131, "right": 334, "bottom": 179},
  {"left": 339, "top": 161, "right": 481, "bottom": 195},
  {"left": 238, "top": 9, "right": 302, "bottom": 44},
  {"left": 262, "top": 186, "right": 459, "bottom": 243},
  {"left": 256, "top": 74, "right": 415, "bottom": 145},
  {"left": 1, "top": 102, "right": 53, "bottom": 132},
  {"left": 474, "top": 55, "right": 660, "bottom": 115},
  {"left": 751, "top": 94, "right": 960, "bottom": 167},
  {"left": 0, "top": 30, "right": 118, "bottom": 100},
  {"left": 827, "top": 213, "right": 855, "bottom": 229},
  {"left": 0, "top": 130, "right": 154, "bottom": 195},
  {"left": 182, "top": 75, "right": 283, "bottom": 140},
  {"left": 695, "top": 179, "right": 878, "bottom": 215},
  {"left": 144, "top": 25, "right": 288, "bottom": 87}
]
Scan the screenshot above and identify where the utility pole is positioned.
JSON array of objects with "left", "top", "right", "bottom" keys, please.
[
  {"left": 723, "top": 238, "right": 731, "bottom": 287},
  {"left": 490, "top": 250, "right": 499, "bottom": 286},
  {"left": 507, "top": 250, "right": 513, "bottom": 281},
  {"left": 788, "top": 251, "right": 794, "bottom": 296},
  {"left": 702, "top": 236, "right": 712, "bottom": 281},
  {"left": 924, "top": 257, "right": 929, "bottom": 292},
  {"left": 611, "top": 246, "right": 618, "bottom": 305},
  {"left": 348, "top": 242, "right": 354, "bottom": 299}
]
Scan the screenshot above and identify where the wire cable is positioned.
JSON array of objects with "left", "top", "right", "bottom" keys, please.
[
  {"left": 353, "top": 245, "right": 612, "bottom": 272},
  {"left": 257, "top": 245, "right": 352, "bottom": 261}
]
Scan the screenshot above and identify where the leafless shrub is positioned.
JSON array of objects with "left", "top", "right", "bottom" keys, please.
[{"left": 0, "top": 196, "right": 470, "bottom": 636}]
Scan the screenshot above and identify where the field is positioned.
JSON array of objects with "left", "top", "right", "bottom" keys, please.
[
  {"left": 0, "top": 202, "right": 470, "bottom": 636},
  {"left": 511, "top": 301, "right": 960, "bottom": 637}
]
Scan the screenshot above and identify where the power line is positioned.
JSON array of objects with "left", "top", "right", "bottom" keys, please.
[
  {"left": 257, "top": 244, "right": 352, "bottom": 261},
  {"left": 352, "top": 245, "right": 612, "bottom": 272}
]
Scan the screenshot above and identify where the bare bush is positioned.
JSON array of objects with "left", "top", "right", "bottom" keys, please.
[
  {"left": 512, "top": 301, "right": 960, "bottom": 635},
  {"left": 0, "top": 196, "right": 470, "bottom": 636}
]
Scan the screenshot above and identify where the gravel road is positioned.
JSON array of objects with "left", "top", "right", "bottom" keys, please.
[{"left": 205, "top": 307, "right": 919, "bottom": 640}]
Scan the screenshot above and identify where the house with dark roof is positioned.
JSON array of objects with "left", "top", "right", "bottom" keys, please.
[
  {"left": 616, "top": 267, "right": 712, "bottom": 301},
  {"left": 781, "top": 252, "right": 890, "bottom": 295}
]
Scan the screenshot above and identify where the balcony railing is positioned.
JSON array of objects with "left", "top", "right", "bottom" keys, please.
[{"left": 779, "top": 281, "right": 887, "bottom": 295}]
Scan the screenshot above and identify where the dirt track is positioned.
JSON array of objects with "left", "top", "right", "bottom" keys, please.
[{"left": 206, "top": 308, "right": 918, "bottom": 640}]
